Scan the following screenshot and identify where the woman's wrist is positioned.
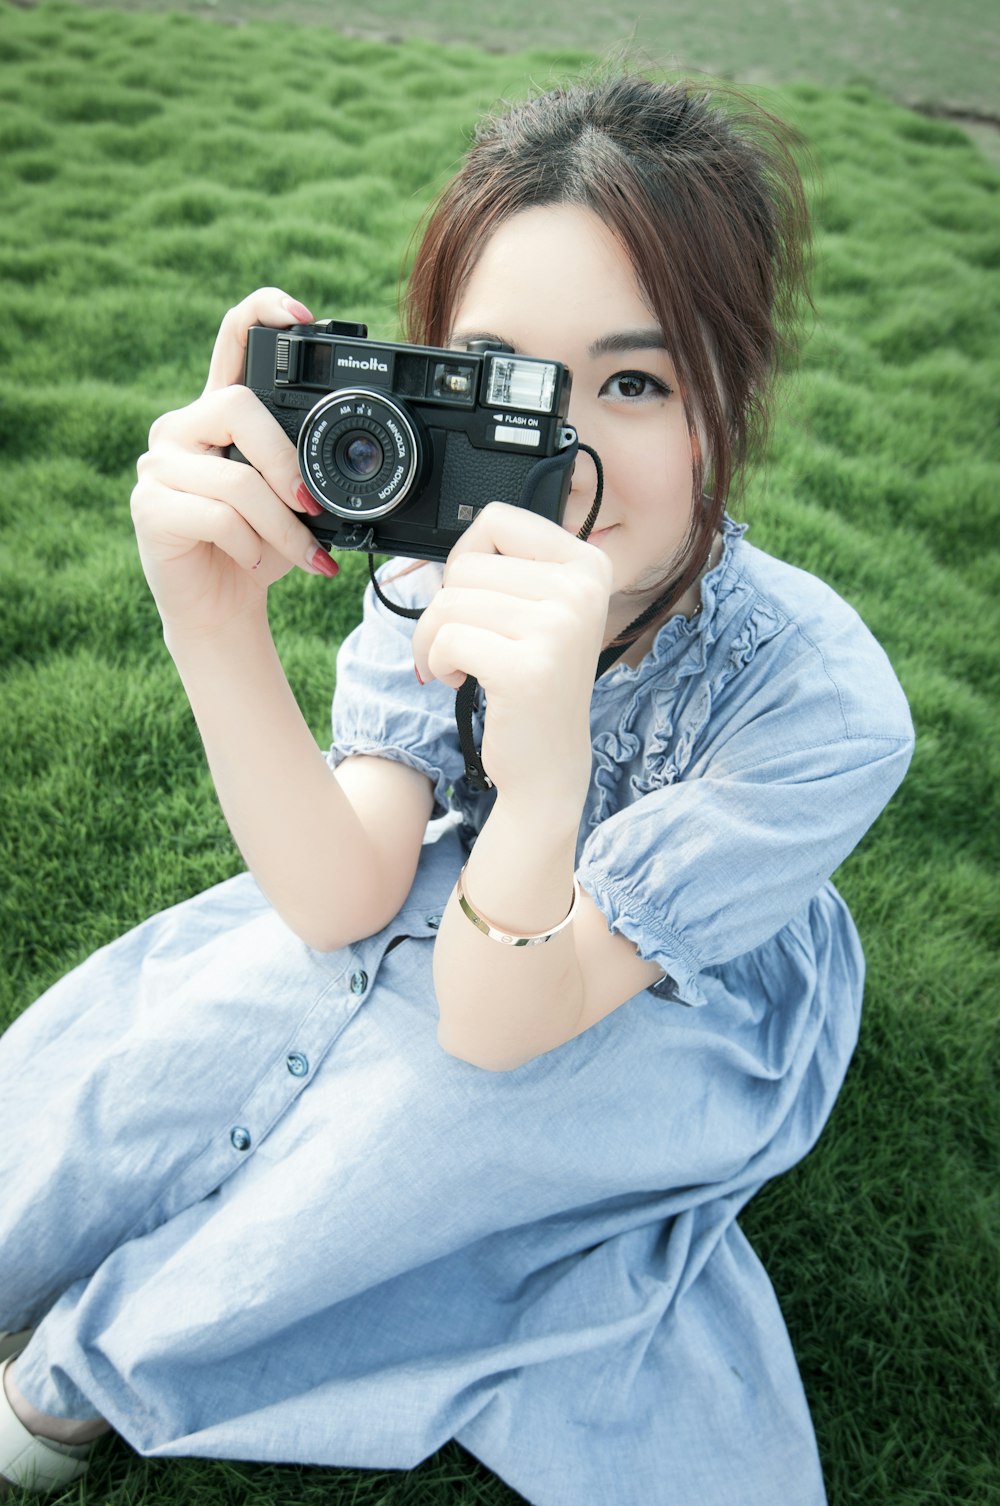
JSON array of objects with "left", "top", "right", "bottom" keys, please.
[
  {"left": 489, "top": 771, "right": 590, "bottom": 838},
  {"left": 162, "top": 596, "right": 271, "bottom": 666},
  {"left": 456, "top": 864, "right": 581, "bottom": 947},
  {"left": 457, "top": 794, "right": 582, "bottom": 938},
  {"left": 433, "top": 796, "right": 587, "bottom": 1069}
]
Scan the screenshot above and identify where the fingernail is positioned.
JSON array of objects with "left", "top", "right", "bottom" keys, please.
[
  {"left": 284, "top": 297, "right": 314, "bottom": 323},
  {"left": 306, "top": 546, "right": 338, "bottom": 578},
  {"left": 296, "top": 482, "right": 324, "bottom": 516},
  {"left": 414, "top": 663, "right": 425, "bottom": 685}
]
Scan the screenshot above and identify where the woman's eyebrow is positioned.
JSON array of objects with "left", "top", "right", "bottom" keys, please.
[
  {"left": 448, "top": 327, "right": 670, "bottom": 358},
  {"left": 588, "top": 328, "right": 669, "bottom": 358}
]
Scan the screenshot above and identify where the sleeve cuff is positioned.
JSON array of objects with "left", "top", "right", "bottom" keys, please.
[
  {"left": 325, "top": 740, "right": 453, "bottom": 819},
  {"left": 579, "top": 860, "right": 709, "bottom": 1009}
]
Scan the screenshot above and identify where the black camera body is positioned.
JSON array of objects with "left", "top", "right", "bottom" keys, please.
[{"left": 230, "top": 320, "right": 577, "bottom": 562}]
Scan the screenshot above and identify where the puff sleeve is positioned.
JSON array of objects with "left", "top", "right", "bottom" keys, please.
[
  {"left": 326, "top": 561, "right": 465, "bottom": 817},
  {"left": 577, "top": 582, "right": 914, "bottom": 1007}
]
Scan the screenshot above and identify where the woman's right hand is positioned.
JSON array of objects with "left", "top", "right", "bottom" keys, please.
[{"left": 130, "top": 287, "right": 337, "bottom": 641}]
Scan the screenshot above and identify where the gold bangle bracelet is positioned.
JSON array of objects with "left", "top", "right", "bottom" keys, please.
[{"left": 456, "top": 865, "right": 580, "bottom": 947}]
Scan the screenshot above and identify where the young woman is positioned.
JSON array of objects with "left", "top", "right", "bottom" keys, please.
[{"left": 0, "top": 75, "right": 913, "bottom": 1504}]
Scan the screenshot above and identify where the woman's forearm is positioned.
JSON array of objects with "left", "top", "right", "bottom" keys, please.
[
  {"left": 433, "top": 793, "right": 588, "bottom": 1071},
  {"left": 164, "top": 610, "right": 410, "bottom": 949}
]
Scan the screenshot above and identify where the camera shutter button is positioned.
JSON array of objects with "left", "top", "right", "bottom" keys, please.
[{"left": 464, "top": 337, "right": 514, "bottom": 355}]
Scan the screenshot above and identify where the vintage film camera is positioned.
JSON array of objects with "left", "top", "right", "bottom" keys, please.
[{"left": 231, "top": 319, "right": 578, "bottom": 562}]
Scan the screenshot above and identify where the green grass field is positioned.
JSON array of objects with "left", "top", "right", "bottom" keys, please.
[
  {"left": 1, "top": 2, "right": 998, "bottom": 1503},
  {"left": 56, "top": 0, "right": 1000, "bottom": 128}
]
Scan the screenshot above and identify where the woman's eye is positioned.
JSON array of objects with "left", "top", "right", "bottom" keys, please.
[{"left": 602, "top": 371, "right": 670, "bottom": 401}]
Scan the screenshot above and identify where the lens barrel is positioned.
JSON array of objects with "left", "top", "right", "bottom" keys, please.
[{"left": 297, "top": 389, "right": 419, "bottom": 518}]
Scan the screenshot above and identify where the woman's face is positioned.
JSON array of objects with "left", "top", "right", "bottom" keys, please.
[{"left": 449, "top": 203, "right": 697, "bottom": 629}]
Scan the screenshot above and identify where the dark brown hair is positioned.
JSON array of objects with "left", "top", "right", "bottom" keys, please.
[{"left": 403, "top": 74, "right": 812, "bottom": 629}]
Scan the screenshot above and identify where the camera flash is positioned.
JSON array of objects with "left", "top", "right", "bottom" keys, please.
[{"left": 486, "top": 357, "right": 557, "bottom": 414}]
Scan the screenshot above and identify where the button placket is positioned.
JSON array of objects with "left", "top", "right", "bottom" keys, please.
[{"left": 213, "top": 938, "right": 395, "bottom": 1173}]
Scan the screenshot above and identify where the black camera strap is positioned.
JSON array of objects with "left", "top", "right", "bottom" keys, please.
[{"left": 366, "top": 442, "right": 605, "bottom": 793}]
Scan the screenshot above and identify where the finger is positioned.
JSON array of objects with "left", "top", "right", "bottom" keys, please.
[
  {"left": 443, "top": 549, "right": 603, "bottom": 606},
  {"left": 448, "top": 500, "right": 607, "bottom": 578},
  {"left": 412, "top": 587, "right": 546, "bottom": 681},
  {"left": 413, "top": 582, "right": 601, "bottom": 688},
  {"left": 424, "top": 621, "right": 522, "bottom": 694},
  {"left": 134, "top": 448, "right": 325, "bottom": 575},
  {"left": 203, "top": 287, "right": 315, "bottom": 396},
  {"left": 151, "top": 386, "right": 303, "bottom": 513},
  {"left": 132, "top": 477, "right": 266, "bottom": 573}
]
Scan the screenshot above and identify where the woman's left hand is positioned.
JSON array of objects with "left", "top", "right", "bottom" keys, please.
[{"left": 411, "top": 502, "right": 613, "bottom": 818}]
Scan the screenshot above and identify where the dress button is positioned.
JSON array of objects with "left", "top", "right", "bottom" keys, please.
[
  {"left": 286, "top": 1051, "right": 309, "bottom": 1077},
  {"left": 350, "top": 970, "right": 368, "bottom": 995},
  {"left": 426, "top": 913, "right": 442, "bottom": 930},
  {"left": 230, "top": 1126, "right": 252, "bottom": 1152}
]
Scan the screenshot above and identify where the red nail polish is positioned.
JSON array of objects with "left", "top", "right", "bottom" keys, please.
[
  {"left": 296, "top": 482, "right": 323, "bottom": 516},
  {"left": 414, "top": 664, "right": 425, "bottom": 685},
  {"left": 307, "top": 547, "right": 338, "bottom": 578}
]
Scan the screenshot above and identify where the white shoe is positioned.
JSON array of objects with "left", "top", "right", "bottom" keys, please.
[{"left": 0, "top": 1355, "right": 93, "bottom": 1494}]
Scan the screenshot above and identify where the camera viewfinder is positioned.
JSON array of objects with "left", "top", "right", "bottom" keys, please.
[{"left": 431, "top": 362, "right": 476, "bottom": 403}]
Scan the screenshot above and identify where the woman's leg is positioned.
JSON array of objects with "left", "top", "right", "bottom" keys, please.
[{"left": 0, "top": 873, "right": 347, "bottom": 1330}]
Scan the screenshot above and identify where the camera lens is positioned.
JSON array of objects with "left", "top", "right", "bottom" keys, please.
[
  {"left": 339, "top": 433, "right": 383, "bottom": 480},
  {"left": 297, "top": 389, "right": 420, "bottom": 520}
]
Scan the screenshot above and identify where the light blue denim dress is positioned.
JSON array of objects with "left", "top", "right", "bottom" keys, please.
[{"left": 0, "top": 519, "right": 913, "bottom": 1506}]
